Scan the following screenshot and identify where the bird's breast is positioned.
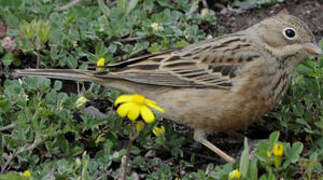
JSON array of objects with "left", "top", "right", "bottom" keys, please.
[
  {"left": 156, "top": 86, "right": 275, "bottom": 133},
  {"left": 155, "top": 60, "right": 281, "bottom": 132}
]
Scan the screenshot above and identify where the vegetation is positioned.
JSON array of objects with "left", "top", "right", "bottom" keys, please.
[{"left": 0, "top": 0, "right": 322, "bottom": 179}]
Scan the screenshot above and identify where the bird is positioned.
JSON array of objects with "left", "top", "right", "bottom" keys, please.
[{"left": 13, "top": 12, "right": 322, "bottom": 163}]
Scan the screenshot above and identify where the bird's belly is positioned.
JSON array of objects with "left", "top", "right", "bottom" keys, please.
[{"left": 155, "top": 88, "right": 274, "bottom": 133}]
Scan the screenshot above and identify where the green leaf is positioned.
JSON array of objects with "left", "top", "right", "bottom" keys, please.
[
  {"left": 130, "top": 145, "right": 141, "bottom": 155},
  {"left": 0, "top": 95, "right": 10, "bottom": 113},
  {"left": 259, "top": 175, "right": 266, "bottom": 180},
  {"left": 148, "top": 42, "right": 161, "bottom": 53},
  {"left": 175, "top": 40, "right": 188, "bottom": 48},
  {"left": 0, "top": 172, "right": 25, "bottom": 180},
  {"left": 81, "top": 153, "right": 90, "bottom": 180},
  {"left": 23, "top": 77, "right": 51, "bottom": 91},
  {"left": 157, "top": 0, "right": 172, "bottom": 8},
  {"left": 66, "top": 56, "right": 78, "bottom": 68},
  {"left": 0, "top": 42, "right": 3, "bottom": 54},
  {"left": 95, "top": 41, "right": 108, "bottom": 58},
  {"left": 4, "top": 80, "right": 23, "bottom": 100},
  {"left": 117, "top": 0, "right": 127, "bottom": 13},
  {"left": 161, "top": 39, "right": 169, "bottom": 49},
  {"left": 254, "top": 140, "right": 269, "bottom": 162},
  {"left": 0, "top": 0, "right": 23, "bottom": 7},
  {"left": 239, "top": 138, "right": 249, "bottom": 177},
  {"left": 127, "top": 0, "right": 138, "bottom": 14},
  {"left": 297, "top": 63, "right": 313, "bottom": 75},
  {"left": 2, "top": 135, "right": 18, "bottom": 150},
  {"left": 314, "top": 120, "right": 323, "bottom": 129},
  {"left": 3, "top": 10, "right": 20, "bottom": 27},
  {"left": 285, "top": 142, "right": 303, "bottom": 163},
  {"left": 290, "top": 142, "right": 303, "bottom": 163},
  {"left": 267, "top": 174, "right": 276, "bottom": 180},
  {"left": 292, "top": 142, "right": 303, "bottom": 155},
  {"left": 53, "top": 80, "right": 62, "bottom": 91},
  {"left": 1, "top": 52, "right": 14, "bottom": 66},
  {"left": 319, "top": 38, "right": 323, "bottom": 48},
  {"left": 248, "top": 159, "right": 258, "bottom": 180},
  {"left": 260, "top": 173, "right": 276, "bottom": 180},
  {"left": 97, "top": 0, "right": 110, "bottom": 16},
  {"left": 294, "top": 102, "right": 304, "bottom": 116},
  {"left": 269, "top": 131, "right": 280, "bottom": 146}
]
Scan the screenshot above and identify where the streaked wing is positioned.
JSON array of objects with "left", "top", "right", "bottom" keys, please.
[{"left": 95, "top": 34, "right": 262, "bottom": 89}]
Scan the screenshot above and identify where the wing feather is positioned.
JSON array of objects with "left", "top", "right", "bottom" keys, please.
[{"left": 95, "top": 34, "right": 262, "bottom": 89}]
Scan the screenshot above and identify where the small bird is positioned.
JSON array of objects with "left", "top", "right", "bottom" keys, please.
[{"left": 13, "top": 12, "right": 322, "bottom": 162}]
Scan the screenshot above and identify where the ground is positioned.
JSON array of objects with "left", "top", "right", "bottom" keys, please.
[{"left": 213, "top": 0, "right": 322, "bottom": 39}]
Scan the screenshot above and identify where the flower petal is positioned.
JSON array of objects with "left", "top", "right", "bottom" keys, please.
[
  {"left": 145, "top": 99, "right": 157, "bottom": 105},
  {"left": 140, "top": 106, "right": 155, "bottom": 123},
  {"left": 147, "top": 103, "right": 165, "bottom": 113},
  {"left": 273, "top": 143, "right": 284, "bottom": 157},
  {"left": 160, "top": 126, "right": 165, "bottom": 134},
  {"left": 229, "top": 169, "right": 241, "bottom": 180},
  {"left": 97, "top": 58, "right": 105, "bottom": 67},
  {"left": 152, "top": 126, "right": 165, "bottom": 136},
  {"left": 114, "top": 94, "right": 133, "bottom": 106},
  {"left": 127, "top": 104, "right": 140, "bottom": 122},
  {"left": 152, "top": 127, "right": 160, "bottom": 136},
  {"left": 116, "top": 102, "right": 133, "bottom": 117}
]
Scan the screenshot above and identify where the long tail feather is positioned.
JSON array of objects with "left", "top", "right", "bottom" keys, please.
[{"left": 12, "top": 69, "right": 102, "bottom": 83}]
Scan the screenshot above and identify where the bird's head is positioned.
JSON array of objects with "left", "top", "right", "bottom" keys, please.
[{"left": 254, "top": 10, "right": 322, "bottom": 69}]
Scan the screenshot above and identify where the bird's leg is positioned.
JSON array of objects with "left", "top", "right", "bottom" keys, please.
[{"left": 193, "top": 129, "right": 235, "bottom": 163}]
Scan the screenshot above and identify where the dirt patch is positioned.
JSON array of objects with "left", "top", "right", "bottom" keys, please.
[{"left": 211, "top": 0, "right": 322, "bottom": 40}]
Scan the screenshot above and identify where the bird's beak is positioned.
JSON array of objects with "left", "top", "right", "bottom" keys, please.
[{"left": 302, "top": 42, "right": 322, "bottom": 55}]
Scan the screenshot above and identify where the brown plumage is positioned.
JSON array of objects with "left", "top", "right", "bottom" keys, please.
[{"left": 13, "top": 12, "right": 322, "bottom": 162}]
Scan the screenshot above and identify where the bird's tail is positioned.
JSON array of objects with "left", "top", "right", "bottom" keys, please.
[{"left": 12, "top": 69, "right": 103, "bottom": 83}]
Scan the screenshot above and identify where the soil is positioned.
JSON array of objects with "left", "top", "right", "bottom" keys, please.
[{"left": 211, "top": 0, "right": 322, "bottom": 41}]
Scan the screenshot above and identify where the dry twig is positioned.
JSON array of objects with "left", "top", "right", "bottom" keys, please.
[
  {"left": 56, "top": 0, "right": 82, "bottom": 11},
  {"left": 1, "top": 136, "right": 42, "bottom": 173},
  {"left": 0, "top": 123, "right": 16, "bottom": 132}
]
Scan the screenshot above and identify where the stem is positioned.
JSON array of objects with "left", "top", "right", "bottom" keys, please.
[
  {"left": 123, "top": 126, "right": 136, "bottom": 180},
  {"left": 201, "top": 0, "right": 208, "bottom": 8},
  {"left": 120, "top": 36, "right": 146, "bottom": 42},
  {"left": 36, "top": 49, "right": 40, "bottom": 68},
  {"left": 56, "top": 0, "right": 81, "bottom": 11},
  {"left": 1, "top": 136, "right": 42, "bottom": 173},
  {"left": 0, "top": 123, "right": 16, "bottom": 132}
]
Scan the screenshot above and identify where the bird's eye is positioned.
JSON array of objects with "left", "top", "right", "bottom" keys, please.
[{"left": 282, "top": 27, "right": 297, "bottom": 40}]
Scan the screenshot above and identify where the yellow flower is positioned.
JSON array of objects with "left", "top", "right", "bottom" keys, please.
[
  {"left": 273, "top": 143, "right": 284, "bottom": 157},
  {"left": 20, "top": 170, "right": 31, "bottom": 177},
  {"left": 273, "top": 143, "right": 284, "bottom": 168},
  {"left": 74, "top": 96, "right": 88, "bottom": 108},
  {"left": 152, "top": 125, "right": 165, "bottom": 137},
  {"left": 115, "top": 94, "right": 164, "bottom": 123},
  {"left": 97, "top": 58, "right": 105, "bottom": 72},
  {"left": 266, "top": 151, "right": 272, "bottom": 158},
  {"left": 229, "top": 169, "right": 241, "bottom": 180},
  {"left": 97, "top": 58, "right": 105, "bottom": 67},
  {"left": 136, "top": 121, "right": 145, "bottom": 134}
]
